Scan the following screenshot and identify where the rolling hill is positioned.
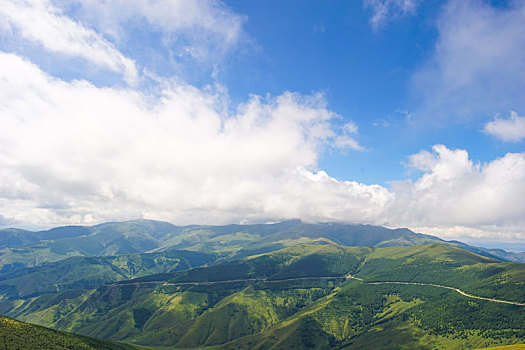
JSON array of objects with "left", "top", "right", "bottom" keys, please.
[
  {"left": 1, "top": 219, "right": 523, "bottom": 274},
  {"left": 0, "top": 314, "right": 144, "bottom": 349},
  {"left": 0, "top": 249, "right": 215, "bottom": 301},
  {"left": 0, "top": 220, "right": 184, "bottom": 272},
  {"left": 3, "top": 243, "right": 524, "bottom": 349}
]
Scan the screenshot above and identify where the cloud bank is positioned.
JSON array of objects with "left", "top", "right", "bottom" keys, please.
[
  {"left": 0, "top": 52, "right": 379, "bottom": 227},
  {"left": 389, "top": 145, "right": 525, "bottom": 239},
  {"left": 0, "top": 0, "right": 524, "bottom": 243},
  {"left": 1, "top": 52, "right": 524, "bottom": 240}
]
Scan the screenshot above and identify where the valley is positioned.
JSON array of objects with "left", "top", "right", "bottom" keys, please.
[
  {"left": 108, "top": 273, "right": 525, "bottom": 308},
  {"left": 0, "top": 221, "right": 524, "bottom": 349}
]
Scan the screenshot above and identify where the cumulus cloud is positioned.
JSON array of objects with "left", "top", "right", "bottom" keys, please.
[
  {"left": 364, "top": 0, "right": 420, "bottom": 31},
  {"left": 0, "top": 52, "right": 382, "bottom": 227},
  {"left": 0, "top": 0, "right": 138, "bottom": 84},
  {"left": 388, "top": 145, "right": 525, "bottom": 238},
  {"left": 1, "top": 55, "right": 524, "bottom": 239},
  {"left": 412, "top": 0, "right": 525, "bottom": 122},
  {"left": 2, "top": 54, "right": 524, "bottom": 241},
  {"left": 1, "top": 1, "right": 524, "bottom": 243},
  {"left": 484, "top": 111, "right": 525, "bottom": 142}
]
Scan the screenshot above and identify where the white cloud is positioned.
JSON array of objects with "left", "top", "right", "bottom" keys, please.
[
  {"left": 2, "top": 54, "right": 524, "bottom": 242},
  {"left": 1, "top": 55, "right": 524, "bottom": 240},
  {"left": 0, "top": 52, "right": 382, "bottom": 227},
  {"left": 412, "top": 0, "right": 525, "bottom": 122},
  {"left": 342, "top": 121, "right": 359, "bottom": 134},
  {"left": 0, "top": 0, "right": 138, "bottom": 84},
  {"left": 334, "top": 122, "right": 364, "bottom": 151},
  {"left": 484, "top": 111, "right": 525, "bottom": 142},
  {"left": 60, "top": 0, "right": 245, "bottom": 62},
  {"left": 0, "top": 0, "right": 524, "bottom": 243},
  {"left": 364, "top": 0, "right": 420, "bottom": 31},
  {"left": 388, "top": 145, "right": 525, "bottom": 237},
  {"left": 407, "top": 149, "right": 436, "bottom": 172},
  {"left": 0, "top": 0, "right": 246, "bottom": 84},
  {"left": 409, "top": 225, "right": 525, "bottom": 243}
]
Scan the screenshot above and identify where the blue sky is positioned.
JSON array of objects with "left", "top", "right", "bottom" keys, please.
[
  {"left": 0, "top": 0, "right": 524, "bottom": 246},
  {"left": 220, "top": 0, "right": 524, "bottom": 184}
]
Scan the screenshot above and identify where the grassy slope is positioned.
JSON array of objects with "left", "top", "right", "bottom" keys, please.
[
  {"left": 477, "top": 346, "right": 525, "bottom": 350},
  {"left": 12, "top": 245, "right": 366, "bottom": 345},
  {"left": 0, "top": 249, "right": 215, "bottom": 299},
  {"left": 5, "top": 219, "right": 515, "bottom": 274},
  {"left": 355, "top": 244, "right": 525, "bottom": 303},
  {"left": 131, "top": 245, "right": 368, "bottom": 349},
  {"left": 222, "top": 244, "right": 525, "bottom": 350},
  {"left": 0, "top": 249, "right": 216, "bottom": 328},
  {"left": 0, "top": 220, "right": 183, "bottom": 271},
  {"left": 224, "top": 280, "right": 525, "bottom": 350},
  {"left": 6, "top": 243, "right": 525, "bottom": 349},
  {"left": 0, "top": 314, "right": 144, "bottom": 350}
]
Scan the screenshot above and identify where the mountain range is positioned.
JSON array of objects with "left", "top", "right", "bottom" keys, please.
[
  {"left": 1, "top": 219, "right": 524, "bottom": 274},
  {"left": 0, "top": 220, "right": 524, "bottom": 349}
]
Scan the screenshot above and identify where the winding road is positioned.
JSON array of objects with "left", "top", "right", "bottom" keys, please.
[
  {"left": 345, "top": 274, "right": 525, "bottom": 307},
  {"left": 113, "top": 275, "right": 343, "bottom": 287},
  {"left": 114, "top": 274, "right": 525, "bottom": 307}
]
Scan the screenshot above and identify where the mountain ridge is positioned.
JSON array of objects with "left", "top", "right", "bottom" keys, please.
[
  {"left": 1, "top": 219, "right": 522, "bottom": 273},
  {"left": 4, "top": 243, "right": 523, "bottom": 349}
]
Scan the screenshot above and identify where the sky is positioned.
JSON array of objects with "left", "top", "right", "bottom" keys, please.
[{"left": 0, "top": 0, "right": 524, "bottom": 246}]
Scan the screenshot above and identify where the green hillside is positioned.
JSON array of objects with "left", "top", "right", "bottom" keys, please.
[
  {"left": 4, "top": 243, "right": 524, "bottom": 349},
  {"left": 224, "top": 244, "right": 525, "bottom": 349},
  {"left": 0, "top": 220, "right": 184, "bottom": 272},
  {"left": 3, "top": 219, "right": 521, "bottom": 274},
  {"left": 0, "top": 228, "right": 40, "bottom": 249},
  {"left": 476, "top": 345, "right": 525, "bottom": 350},
  {"left": 0, "top": 314, "right": 144, "bottom": 349},
  {"left": 0, "top": 249, "right": 216, "bottom": 325},
  {"left": 0, "top": 249, "right": 215, "bottom": 299}
]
